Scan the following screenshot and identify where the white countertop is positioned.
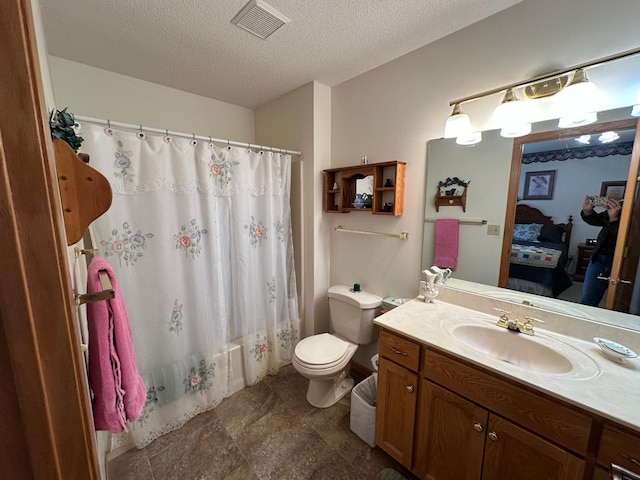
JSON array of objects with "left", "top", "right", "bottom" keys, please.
[{"left": 374, "top": 292, "right": 640, "bottom": 433}]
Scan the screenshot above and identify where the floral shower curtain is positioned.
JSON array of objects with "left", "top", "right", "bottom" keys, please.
[{"left": 81, "top": 123, "right": 300, "bottom": 448}]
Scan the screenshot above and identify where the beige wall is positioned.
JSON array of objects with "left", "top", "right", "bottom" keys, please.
[
  {"left": 330, "top": 0, "right": 640, "bottom": 307},
  {"left": 48, "top": 56, "right": 254, "bottom": 141},
  {"left": 256, "top": 81, "right": 332, "bottom": 338}
]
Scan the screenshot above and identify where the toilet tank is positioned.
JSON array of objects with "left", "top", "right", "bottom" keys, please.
[{"left": 328, "top": 285, "right": 382, "bottom": 344}]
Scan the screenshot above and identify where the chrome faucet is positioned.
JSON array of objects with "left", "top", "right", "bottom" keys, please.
[{"left": 494, "top": 309, "right": 536, "bottom": 336}]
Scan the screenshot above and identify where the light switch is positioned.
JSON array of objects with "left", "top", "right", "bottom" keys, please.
[{"left": 487, "top": 225, "right": 500, "bottom": 236}]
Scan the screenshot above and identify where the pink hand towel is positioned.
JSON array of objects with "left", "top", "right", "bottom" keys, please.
[
  {"left": 433, "top": 219, "right": 460, "bottom": 269},
  {"left": 87, "top": 256, "right": 146, "bottom": 433}
]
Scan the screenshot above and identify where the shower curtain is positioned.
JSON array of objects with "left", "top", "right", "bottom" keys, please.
[{"left": 81, "top": 123, "right": 300, "bottom": 448}]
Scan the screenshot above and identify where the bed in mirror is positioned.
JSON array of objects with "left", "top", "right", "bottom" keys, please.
[{"left": 423, "top": 106, "right": 640, "bottom": 331}]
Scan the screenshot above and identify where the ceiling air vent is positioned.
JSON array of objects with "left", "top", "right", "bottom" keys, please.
[{"left": 231, "top": 0, "right": 290, "bottom": 40}]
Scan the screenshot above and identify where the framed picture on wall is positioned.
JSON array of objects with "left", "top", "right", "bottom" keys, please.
[
  {"left": 600, "top": 181, "right": 626, "bottom": 201},
  {"left": 523, "top": 170, "right": 556, "bottom": 200}
]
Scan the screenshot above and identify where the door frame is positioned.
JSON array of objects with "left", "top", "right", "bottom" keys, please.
[{"left": 0, "top": 0, "right": 99, "bottom": 477}]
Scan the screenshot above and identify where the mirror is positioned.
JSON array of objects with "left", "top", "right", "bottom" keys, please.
[
  {"left": 423, "top": 106, "right": 640, "bottom": 331},
  {"left": 355, "top": 175, "right": 373, "bottom": 195}
]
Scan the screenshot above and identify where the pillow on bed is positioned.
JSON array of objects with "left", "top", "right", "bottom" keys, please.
[
  {"left": 513, "top": 223, "right": 543, "bottom": 242},
  {"left": 538, "top": 223, "right": 565, "bottom": 243}
]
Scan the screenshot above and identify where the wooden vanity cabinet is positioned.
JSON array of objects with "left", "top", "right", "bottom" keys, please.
[
  {"left": 596, "top": 424, "right": 640, "bottom": 479},
  {"left": 375, "top": 329, "right": 595, "bottom": 479},
  {"left": 375, "top": 329, "right": 421, "bottom": 468}
]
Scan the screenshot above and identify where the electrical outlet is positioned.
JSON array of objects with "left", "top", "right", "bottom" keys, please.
[{"left": 487, "top": 225, "right": 500, "bottom": 236}]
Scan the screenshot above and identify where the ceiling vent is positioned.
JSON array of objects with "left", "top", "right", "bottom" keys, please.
[{"left": 231, "top": 0, "right": 290, "bottom": 40}]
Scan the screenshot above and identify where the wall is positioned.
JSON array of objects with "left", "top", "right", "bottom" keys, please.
[
  {"left": 255, "top": 81, "right": 332, "bottom": 338},
  {"left": 48, "top": 56, "right": 254, "bottom": 140},
  {"left": 330, "top": 0, "right": 640, "bottom": 311}
]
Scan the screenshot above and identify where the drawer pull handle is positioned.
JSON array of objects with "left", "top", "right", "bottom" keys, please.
[
  {"left": 389, "top": 346, "right": 408, "bottom": 356},
  {"left": 406, "top": 385, "right": 415, "bottom": 393},
  {"left": 488, "top": 432, "right": 498, "bottom": 442},
  {"left": 473, "top": 422, "right": 483, "bottom": 433},
  {"left": 621, "top": 454, "right": 640, "bottom": 468}
]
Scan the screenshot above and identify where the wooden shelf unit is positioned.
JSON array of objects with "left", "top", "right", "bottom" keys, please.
[
  {"left": 435, "top": 186, "right": 467, "bottom": 212},
  {"left": 323, "top": 160, "right": 405, "bottom": 215}
]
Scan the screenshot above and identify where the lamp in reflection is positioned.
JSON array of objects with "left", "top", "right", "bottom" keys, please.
[
  {"left": 455, "top": 130, "right": 482, "bottom": 146},
  {"left": 598, "top": 131, "right": 620, "bottom": 143}
]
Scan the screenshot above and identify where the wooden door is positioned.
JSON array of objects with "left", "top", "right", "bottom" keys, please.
[
  {"left": 374, "top": 357, "right": 418, "bottom": 468},
  {"left": 607, "top": 130, "right": 640, "bottom": 312},
  {"left": 481, "top": 415, "right": 585, "bottom": 480},
  {"left": 0, "top": 0, "right": 99, "bottom": 478},
  {"left": 415, "top": 380, "right": 487, "bottom": 480}
]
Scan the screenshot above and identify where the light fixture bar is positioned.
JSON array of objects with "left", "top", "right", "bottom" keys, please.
[{"left": 449, "top": 46, "right": 640, "bottom": 107}]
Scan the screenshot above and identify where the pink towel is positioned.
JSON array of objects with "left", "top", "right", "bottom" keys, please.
[
  {"left": 87, "top": 256, "right": 146, "bottom": 433},
  {"left": 433, "top": 219, "right": 460, "bottom": 269}
]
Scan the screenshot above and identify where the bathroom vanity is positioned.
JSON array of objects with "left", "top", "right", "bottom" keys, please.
[{"left": 373, "top": 286, "right": 640, "bottom": 480}]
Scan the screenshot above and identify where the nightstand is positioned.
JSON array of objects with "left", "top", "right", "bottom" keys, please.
[{"left": 573, "top": 243, "right": 595, "bottom": 281}]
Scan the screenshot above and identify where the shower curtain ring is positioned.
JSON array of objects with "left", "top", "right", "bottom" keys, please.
[
  {"left": 136, "top": 124, "right": 146, "bottom": 140},
  {"left": 190, "top": 133, "right": 198, "bottom": 147},
  {"left": 226, "top": 140, "right": 231, "bottom": 151},
  {"left": 164, "top": 129, "right": 171, "bottom": 144},
  {"left": 105, "top": 119, "right": 113, "bottom": 136},
  {"left": 208, "top": 136, "right": 214, "bottom": 149}
]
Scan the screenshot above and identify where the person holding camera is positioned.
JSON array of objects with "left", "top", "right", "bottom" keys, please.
[{"left": 579, "top": 195, "right": 622, "bottom": 306}]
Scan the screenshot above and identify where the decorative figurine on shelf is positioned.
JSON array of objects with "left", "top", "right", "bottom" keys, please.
[
  {"left": 382, "top": 202, "right": 394, "bottom": 212},
  {"left": 332, "top": 182, "right": 339, "bottom": 190},
  {"left": 384, "top": 178, "right": 393, "bottom": 187},
  {"left": 353, "top": 193, "right": 371, "bottom": 208}
]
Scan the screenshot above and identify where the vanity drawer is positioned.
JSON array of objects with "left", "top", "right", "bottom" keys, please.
[
  {"left": 422, "top": 347, "right": 593, "bottom": 456},
  {"left": 597, "top": 424, "right": 640, "bottom": 473},
  {"left": 379, "top": 329, "right": 421, "bottom": 372}
]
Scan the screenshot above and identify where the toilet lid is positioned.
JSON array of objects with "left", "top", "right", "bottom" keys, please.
[{"left": 295, "top": 333, "right": 351, "bottom": 365}]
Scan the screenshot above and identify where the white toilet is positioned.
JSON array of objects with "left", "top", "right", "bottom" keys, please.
[{"left": 292, "top": 284, "right": 382, "bottom": 408}]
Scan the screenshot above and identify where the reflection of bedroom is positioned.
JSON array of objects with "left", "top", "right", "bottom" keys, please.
[{"left": 510, "top": 140, "right": 632, "bottom": 303}]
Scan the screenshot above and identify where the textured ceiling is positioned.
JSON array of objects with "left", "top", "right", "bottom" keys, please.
[{"left": 39, "top": 0, "right": 524, "bottom": 109}]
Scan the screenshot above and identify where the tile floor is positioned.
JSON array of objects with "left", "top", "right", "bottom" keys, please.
[{"left": 108, "top": 365, "right": 417, "bottom": 479}]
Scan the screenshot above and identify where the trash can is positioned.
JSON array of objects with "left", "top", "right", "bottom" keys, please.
[{"left": 350, "top": 355, "right": 379, "bottom": 447}]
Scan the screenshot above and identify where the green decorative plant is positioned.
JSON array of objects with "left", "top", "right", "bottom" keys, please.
[
  {"left": 437, "top": 177, "right": 471, "bottom": 189},
  {"left": 49, "top": 108, "right": 84, "bottom": 152}
]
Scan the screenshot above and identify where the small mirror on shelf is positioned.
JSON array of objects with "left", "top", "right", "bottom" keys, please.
[{"left": 353, "top": 175, "right": 374, "bottom": 208}]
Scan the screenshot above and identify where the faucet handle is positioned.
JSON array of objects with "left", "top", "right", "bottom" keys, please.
[
  {"left": 520, "top": 316, "right": 543, "bottom": 335},
  {"left": 492, "top": 308, "right": 511, "bottom": 328}
]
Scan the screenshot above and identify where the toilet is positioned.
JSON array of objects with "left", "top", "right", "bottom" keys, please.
[{"left": 292, "top": 284, "right": 382, "bottom": 408}]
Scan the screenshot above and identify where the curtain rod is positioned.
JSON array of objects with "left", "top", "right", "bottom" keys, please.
[{"left": 73, "top": 115, "right": 302, "bottom": 156}]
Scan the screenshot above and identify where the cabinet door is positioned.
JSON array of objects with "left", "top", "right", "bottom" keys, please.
[
  {"left": 375, "top": 358, "right": 418, "bottom": 468},
  {"left": 415, "top": 380, "right": 487, "bottom": 480},
  {"left": 482, "top": 415, "right": 585, "bottom": 480}
]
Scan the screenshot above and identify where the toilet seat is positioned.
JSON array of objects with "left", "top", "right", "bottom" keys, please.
[{"left": 294, "top": 333, "right": 354, "bottom": 370}]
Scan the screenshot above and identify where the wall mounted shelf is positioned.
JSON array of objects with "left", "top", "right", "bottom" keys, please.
[
  {"left": 435, "top": 187, "right": 467, "bottom": 212},
  {"left": 324, "top": 160, "right": 406, "bottom": 216}
]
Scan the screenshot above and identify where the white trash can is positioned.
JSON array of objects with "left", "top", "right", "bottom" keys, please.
[{"left": 349, "top": 355, "right": 379, "bottom": 447}]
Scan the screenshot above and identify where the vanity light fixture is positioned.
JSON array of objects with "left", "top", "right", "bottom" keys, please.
[
  {"left": 444, "top": 103, "right": 471, "bottom": 138},
  {"left": 556, "top": 69, "right": 600, "bottom": 128},
  {"left": 443, "top": 46, "right": 640, "bottom": 144},
  {"left": 493, "top": 88, "right": 532, "bottom": 138}
]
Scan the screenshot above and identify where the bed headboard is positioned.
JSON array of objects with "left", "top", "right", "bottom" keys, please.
[{"left": 515, "top": 204, "right": 573, "bottom": 250}]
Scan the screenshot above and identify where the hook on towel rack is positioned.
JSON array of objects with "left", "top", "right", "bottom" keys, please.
[{"left": 74, "top": 270, "right": 115, "bottom": 306}]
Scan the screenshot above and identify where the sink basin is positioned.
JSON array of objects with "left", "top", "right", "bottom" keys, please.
[{"left": 451, "top": 323, "right": 600, "bottom": 378}]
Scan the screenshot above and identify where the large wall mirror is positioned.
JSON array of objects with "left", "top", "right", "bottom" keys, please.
[{"left": 423, "top": 107, "right": 640, "bottom": 331}]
